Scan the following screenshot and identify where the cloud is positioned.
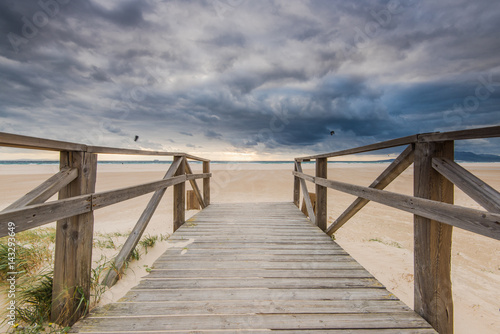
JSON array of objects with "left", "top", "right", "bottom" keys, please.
[{"left": 0, "top": 0, "right": 499, "bottom": 159}]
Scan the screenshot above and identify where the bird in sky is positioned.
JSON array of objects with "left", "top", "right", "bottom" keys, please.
[
  {"left": 330, "top": 131, "right": 335, "bottom": 136},
  {"left": 134, "top": 135, "right": 139, "bottom": 142}
]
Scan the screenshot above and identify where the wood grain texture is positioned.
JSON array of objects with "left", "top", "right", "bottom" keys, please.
[
  {"left": 327, "top": 144, "right": 414, "bottom": 235},
  {"left": 294, "top": 172, "right": 500, "bottom": 240},
  {"left": 316, "top": 157, "right": 328, "bottom": 231},
  {"left": 432, "top": 157, "right": 500, "bottom": 213},
  {"left": 3, "top": 167, "right": 78, "bottom": 211},
  {"left": 413, "top": 141, "right": 454, "bottom": 334},
  {"left": 185, "top": 159, "right": 206, "bottom": 209},
  {"left": 173, "top": 156, "right": 185, "bottom": 232},
  {"left": 203, "top": 161, "right": 211, "bottom": 206},
  {"left": 52, "top": 151, "right": 97, "bottom": 326},
  {"left": 72, "top": 202, "right": 435, "bottom": 333},
  {"left": 295, "top": 161, "right": 315, "bottom": 224},
  {"left": 102, "top": 159, "right": 183, "bottom": 287}
]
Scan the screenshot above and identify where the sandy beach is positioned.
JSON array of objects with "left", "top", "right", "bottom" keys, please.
[{"left": 0, "top": 162, "right": 499, "bottom": 333}]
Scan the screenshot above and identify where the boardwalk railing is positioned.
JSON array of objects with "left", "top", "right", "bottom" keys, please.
[
  {"left": 0, "top": 132, "right": 211, "bottom": 326},
  {"left": 293, "top": 125, "right": 500, "bottom": 334}
]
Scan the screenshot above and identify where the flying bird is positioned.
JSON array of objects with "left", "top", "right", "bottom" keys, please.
[
  {"left": 330, "top": 131, "right": 335, "bottom": 136},
  {"left": 134, "top": 135, "right": 139, "bottom": 142}
]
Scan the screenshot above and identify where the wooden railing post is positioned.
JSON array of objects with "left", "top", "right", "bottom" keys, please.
[
  {"left": 414, "top": 140, "right": 454, "bottom": 334},
  {"left": 293, "top": 160, "right": 300, "bottom": 207},
  {"left": 315, "top": 158, "right": 327, "bottom": 231},
  {"left": 173, "top": 156, "right": 185, "bottom": 232},
  {"left": 52, "top": 151, "right": 97, "bottom": 326},
  {"left": 203, "top": 161, "right": 210, "bottom": 206}
]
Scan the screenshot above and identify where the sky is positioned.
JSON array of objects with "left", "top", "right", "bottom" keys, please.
[{"left": 1, "top": 0, "right": 499, "bottom": 161}]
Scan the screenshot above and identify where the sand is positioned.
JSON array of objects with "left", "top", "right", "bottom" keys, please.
[{"left": 0, "top": 162, "right": 499, "bottom": 333}]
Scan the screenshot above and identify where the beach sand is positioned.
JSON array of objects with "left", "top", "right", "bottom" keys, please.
[{"left": 0, "top": 162, "right": 499, "bottom": 333}]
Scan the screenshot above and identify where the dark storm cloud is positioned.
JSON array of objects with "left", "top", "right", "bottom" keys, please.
[{"left": 1, "top": 0, "right": 499, "bottom": 158}]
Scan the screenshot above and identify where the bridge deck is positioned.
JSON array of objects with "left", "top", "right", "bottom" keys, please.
[{"left": 72, "top": 202, "right": 436, "bottom": 333}]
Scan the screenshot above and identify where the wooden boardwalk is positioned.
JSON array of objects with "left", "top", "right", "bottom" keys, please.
[{"left": 72, "top": 202, "right": 436, "bottom": 333}]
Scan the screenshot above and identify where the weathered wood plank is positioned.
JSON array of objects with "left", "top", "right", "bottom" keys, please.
[
  {"left": 0, "top": 131, "right": 86, "bottom": 151},
  {"left": 203, "top": 161, "right": 211, "bottom": 206},
  {"left": 91, "top": 175, "right": 186, "bottom": 210},
  {"left": 152, "top": 261, "right": 364, "bottom": 270},
  {"left": 3, "top": 167, "right": 78, "bottom": 211},
  {"left": 134, "top": 277, "right": 383, "bottom": 289},
  {"left": 293, "top": 160, "right": 300, "bottom": 207},
  {"left": 414, "top": 141, "right": 454, "bottom": 334},
  {"left": 418, "top": 125, "right": 500, "bottom": 142},
  {"left": 102, "top": 159, "right": 183, "bottom": 287},
  {"left": 52, "top": 151, "right": 97, "bottom": 326},
  {"left": 327, "top": 144, "right": 414, "bottom": 235},
  {"left": 297, "top": 173, "right": 500, "bottom": 240},
  {"left": 87, "top": 299, "right": 412, "bottom": 317},
  {"left": 316, "top": 157, "right": 328, "bottom": 230},
  {"left": 432, "top": 157, "right": 500, "bottom": 213},
  {"left": 119, "top": 288, "right": 399, "bottom": 302},
  {"left": 295, "top": 161, "right": 315, "bottom": 224},
  {"left": 173, "top": 156, "right": 185, "bottom": 231},
  {"left": 0, "top": 196, "right": 91, "bottom": 237},
  {"left": 185, "top": 160, "right": 206, "bottom": 209},
  {"left": 146, "top": 268, "right": 372, "bottom": 279},
  {"left": 71, "top": 313, "right": 432, "bottom": 331},
  {"left": 298, "top": 134, "right": 418, "bottom": 160}
]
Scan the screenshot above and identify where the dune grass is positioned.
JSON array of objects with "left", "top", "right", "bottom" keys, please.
[{"left": 0, "top": 228, "right": 169, "bottom": 333}]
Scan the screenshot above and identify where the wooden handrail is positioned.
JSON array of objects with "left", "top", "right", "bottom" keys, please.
[
  {"left": 0, "top": 173, "right": 212, "bottom": 237},
  {"left": 294, "top": 171, "right": 500, "bottom": 240},
  {"left": 0, "top": 132, "right": 212, "bottom": 326},
  {"left": 0, "top": 131, "right": 210, "bottom": 162},
  {"left": 292, "top": 125, "right": 500, "bottom": 334}
]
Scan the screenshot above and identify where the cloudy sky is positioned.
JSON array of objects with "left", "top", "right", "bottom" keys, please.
[{"left": 1, "top": 0, "right": 499, "bottom": 160}]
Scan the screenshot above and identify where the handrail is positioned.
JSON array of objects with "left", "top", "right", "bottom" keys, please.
[
  {"left": 292, "top": 125, "right": 500, "bottom": 334},
  {"left": 0, "top": 131, "right": 211, "bottom": 327},
  {"left": 297, "top": 125, "right": 500, "bottom": 160},
  {"left": 0, "top": 131, "right": 209, "bottom": 162}
]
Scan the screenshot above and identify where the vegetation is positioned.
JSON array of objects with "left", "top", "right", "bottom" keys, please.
[{"left": 0, "top": 228, "right": 169, "bottom": 333}]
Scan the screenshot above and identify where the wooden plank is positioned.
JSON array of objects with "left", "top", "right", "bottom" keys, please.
[
  {"left": 184, "top": 160, "right": 206, "bottom": 209},
  {"left": 316, "top": 157, "right": 328, "bottom": 231},
  {"left": 327, "top": 145, "right": 415, "bottom": 235},
  {"left": 72, "top": 313, "right": 432, "bottom": 332},
  {"left": 418, "top": 125, "right": 500, "bottom": 142},
  {"left": 52, "top": 151, "right": 97, "bottom": 326},
  {"left": 293, "top": 160, "right": 300, "bottom": 207},
  {"left": 432, "top": 157, "right": 500, "bottom": 213},
  {"left": 0, "top": 131, "right": 86, "bottom": 151},
  {"left": 173, "top": 156, "right": 185, "bottom": 232},
  {"left": 0, "top": 196, "right": 91, "bottom": 237},
  {"left": 102, "top": 159, "right": 183, "bottom": 287},
  {"left": 306, "top": 174, "right": 500, "bottom": 241},
  {"left": 87, "top": 299, "right": 413, "bottom": 316},
  {"left": 295, "top": 161, "right": 315, "bottom": 224},
  {"left": 297, "top": 134, "right": 418, "bottom": 160},
  {"left": 146, "top": 268, "right": 372, "bottom": 279},
  {"left": 3, "top": 167, "right": 78, "bottom": 211},
  {"left": 151, "top": 261, "right": 363, "bottom": 270},
  {"left": 160, "top": 248, "right": 348, "bottom": 256},
  {"left": 134, "top": 277, "right": 383, "bottom": 289},
  {"left": 156, "top": 254, "right": 352, "bottom": 262},
  {"left": 413, "top": 141, "right": 454, "bottom": 334},
  {"left": 91, "top": 175, "right": 186, "bottom": 210},
  {"left": 119, "top": 288, "right": 399, "bottom": 302},
  {"left": 203, "top": 161, "right": 210, "bottom": 206}
]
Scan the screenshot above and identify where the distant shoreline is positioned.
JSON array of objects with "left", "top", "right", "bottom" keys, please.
[{"left": 2, "top": 159, "right": 500, "bottom": 165}]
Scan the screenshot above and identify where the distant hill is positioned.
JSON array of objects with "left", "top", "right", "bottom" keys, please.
[{"left": 455, "top": 151, "right": 500, "bottom": 162}]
